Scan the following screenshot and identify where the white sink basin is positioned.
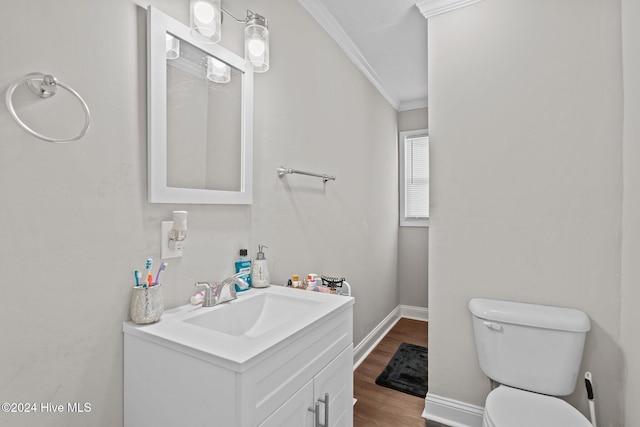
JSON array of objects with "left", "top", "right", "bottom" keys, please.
[
  {"left": 123, "top": 285, "right": 353, "bottom": 370},
  {"left": 183, "top": 291, "right": 322, "bottom": 337}
]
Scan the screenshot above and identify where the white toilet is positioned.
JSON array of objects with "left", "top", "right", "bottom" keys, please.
[{"left": 469, "top": 298, "right": 593, "bottom": 427}]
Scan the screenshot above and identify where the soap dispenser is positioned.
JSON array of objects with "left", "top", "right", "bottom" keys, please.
[{"left": 251, "top": 244, "right": 270, "bottom": 288}]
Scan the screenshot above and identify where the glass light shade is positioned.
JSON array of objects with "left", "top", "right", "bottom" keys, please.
[
  {"left": 165, "top": 34, "right": 180, "bottom": 59},
  {"left": 244, "top": 14, "right": 269, "bottom": 72},
  {"left": 190, "top": 0, "right": 221, "bottom": 44},
  {"left": 206, "top": 56, "right": 231, "bottom": 83}
]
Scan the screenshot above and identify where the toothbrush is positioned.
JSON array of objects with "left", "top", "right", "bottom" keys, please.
[
  {"left": 146, "top": 274, "right": 153, "bottom": 288},
  {"left": 155, "top": 262, "right": 168, "bottom": 285},
  {"left": 145, "top": 258, "right": 153, "bottom": 278},
  {"left": 134, "top": 270, "right": 141, "bottom": 287}
]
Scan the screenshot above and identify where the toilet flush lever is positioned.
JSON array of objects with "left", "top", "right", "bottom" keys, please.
[{"left": 483, "top": 321, "right": 503, "bottom": 331}]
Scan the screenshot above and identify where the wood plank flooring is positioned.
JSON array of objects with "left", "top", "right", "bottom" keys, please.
[{"left": 353, "top": 318, "right": 442, "bottom": 427}]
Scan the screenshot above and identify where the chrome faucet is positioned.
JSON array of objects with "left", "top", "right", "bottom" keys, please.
[{"left": 195, "top": 273, "right": 246, "bottom": 307}]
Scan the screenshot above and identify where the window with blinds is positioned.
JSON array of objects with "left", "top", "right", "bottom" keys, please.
[{"left": 399, "top": 130, "right": 429, "bottom": 227}]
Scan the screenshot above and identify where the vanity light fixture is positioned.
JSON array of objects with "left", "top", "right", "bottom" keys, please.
[
  {"left": 244, "top": 12, "right": 269, "bottom": 72},
  {"left": 190, "top": 0, "right": 222, "bottom": 43},
  {"left": 189, "top": 1, "right": 270, "bottom": 73}
]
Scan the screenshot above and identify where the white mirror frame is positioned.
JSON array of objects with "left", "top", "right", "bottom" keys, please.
[{"left": 147, "top": 6, "right": 253, "bottom": 204}]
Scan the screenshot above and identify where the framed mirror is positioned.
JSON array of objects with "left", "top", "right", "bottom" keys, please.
[{"left": 147, "top": 6, "right": 253, "bottom": 204}]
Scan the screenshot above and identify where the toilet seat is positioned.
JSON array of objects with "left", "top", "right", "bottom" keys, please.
[{"left": 483, "top": 386, "right": 592, "bottom": 427}]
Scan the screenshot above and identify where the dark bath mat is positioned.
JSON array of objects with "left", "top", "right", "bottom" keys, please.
[{"left": 375, "top": 342, "right": 428, "bottom": 398}]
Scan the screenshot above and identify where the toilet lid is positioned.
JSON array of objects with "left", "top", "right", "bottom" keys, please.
[{"left": 484, "top": 386, "right": 593, "bottom": 427}]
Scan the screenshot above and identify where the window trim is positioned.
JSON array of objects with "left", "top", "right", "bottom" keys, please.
[{"left": 399, "top": 129, "right": 429, "bottom": 227}]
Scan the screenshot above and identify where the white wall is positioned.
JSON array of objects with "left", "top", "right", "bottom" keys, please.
[
  {"left": 427, "top": 0, "right": 624, "bottom": 425},
  {"left": 620, "top": 0, "right": 640, "bottom": 424},
  {"left": 397, "top": 107, "right": 429, "bottom": 308},
  {"left": 0, "top": 0, "right": 399, "bottom": 426}
]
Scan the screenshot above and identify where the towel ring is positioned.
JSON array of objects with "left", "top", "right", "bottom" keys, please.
[{"left": 5, "top": 73, "right": 91, "bottom": 143}]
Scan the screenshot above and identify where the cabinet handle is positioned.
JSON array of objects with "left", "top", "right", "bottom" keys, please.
[
  {"left": 318, "top": 393, "right": 329, "bottom": 427},
  {"left": 308, "top": 402, "right": 320, "bottom": 427}
]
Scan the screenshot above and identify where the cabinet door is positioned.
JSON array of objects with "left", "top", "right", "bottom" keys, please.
[
  {"left": 259, "top": 379, "right": 314, "bottom": 427},
  {"left": 313, "top": 345, "right": 354, "bottom": 427}
]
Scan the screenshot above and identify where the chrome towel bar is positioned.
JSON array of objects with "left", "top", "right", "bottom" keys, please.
[{"left": 277, "top": 166, "right": 336, "bottom": 182}]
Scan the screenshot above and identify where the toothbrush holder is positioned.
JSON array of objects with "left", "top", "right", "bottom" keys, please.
[{"left": 130, "top": 284, "right": 164, "bottom": 324}]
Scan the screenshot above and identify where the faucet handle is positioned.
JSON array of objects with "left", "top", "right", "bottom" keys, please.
[{"left": 235, "top": 277, "right": 248, "bottom": 291}]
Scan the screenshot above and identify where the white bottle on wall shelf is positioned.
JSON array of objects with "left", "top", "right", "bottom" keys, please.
[{"left": 251, "top": 244, "right": 270, "bottom": 288}]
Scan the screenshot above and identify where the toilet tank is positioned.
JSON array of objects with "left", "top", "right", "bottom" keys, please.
[{"left": 469, "top": 298, "right": 590, "bottom": 396}]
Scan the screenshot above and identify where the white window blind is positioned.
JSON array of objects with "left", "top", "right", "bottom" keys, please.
[{"left": 399, "top": 130, "right": 429, "bottom": 227}]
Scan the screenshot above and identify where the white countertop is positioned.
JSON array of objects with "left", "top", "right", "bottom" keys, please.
[{"left": 123, "top": 285, "right": 354, "bottom": 372}]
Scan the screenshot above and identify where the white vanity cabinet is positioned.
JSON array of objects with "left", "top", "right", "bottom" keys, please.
[
  {"left": 260, "top": 345, "right": 353, "bottom": 427},
  {"left": 123, "top": 287, "right": 353, "bottom": 427}
]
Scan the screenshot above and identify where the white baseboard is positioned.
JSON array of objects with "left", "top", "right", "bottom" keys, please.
[
  {"left": 353, "top": 305, "right": 428, "bottom": 370},
  {"left": 422, "top": 393, "right": 484, "bottom": 427},
  {"left": 400, "top": 305, "right": 429, "bottom": 321},
  {"left": 353, "top": 307, "right": 401, "bottom": 369}
]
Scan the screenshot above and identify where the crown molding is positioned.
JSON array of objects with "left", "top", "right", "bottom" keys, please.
[
  {"left": 416, "top": 0, "right": 484, "bottom": 19},
  {"left": 297, "top": 0, "right": 401, "bottom": 110}
]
